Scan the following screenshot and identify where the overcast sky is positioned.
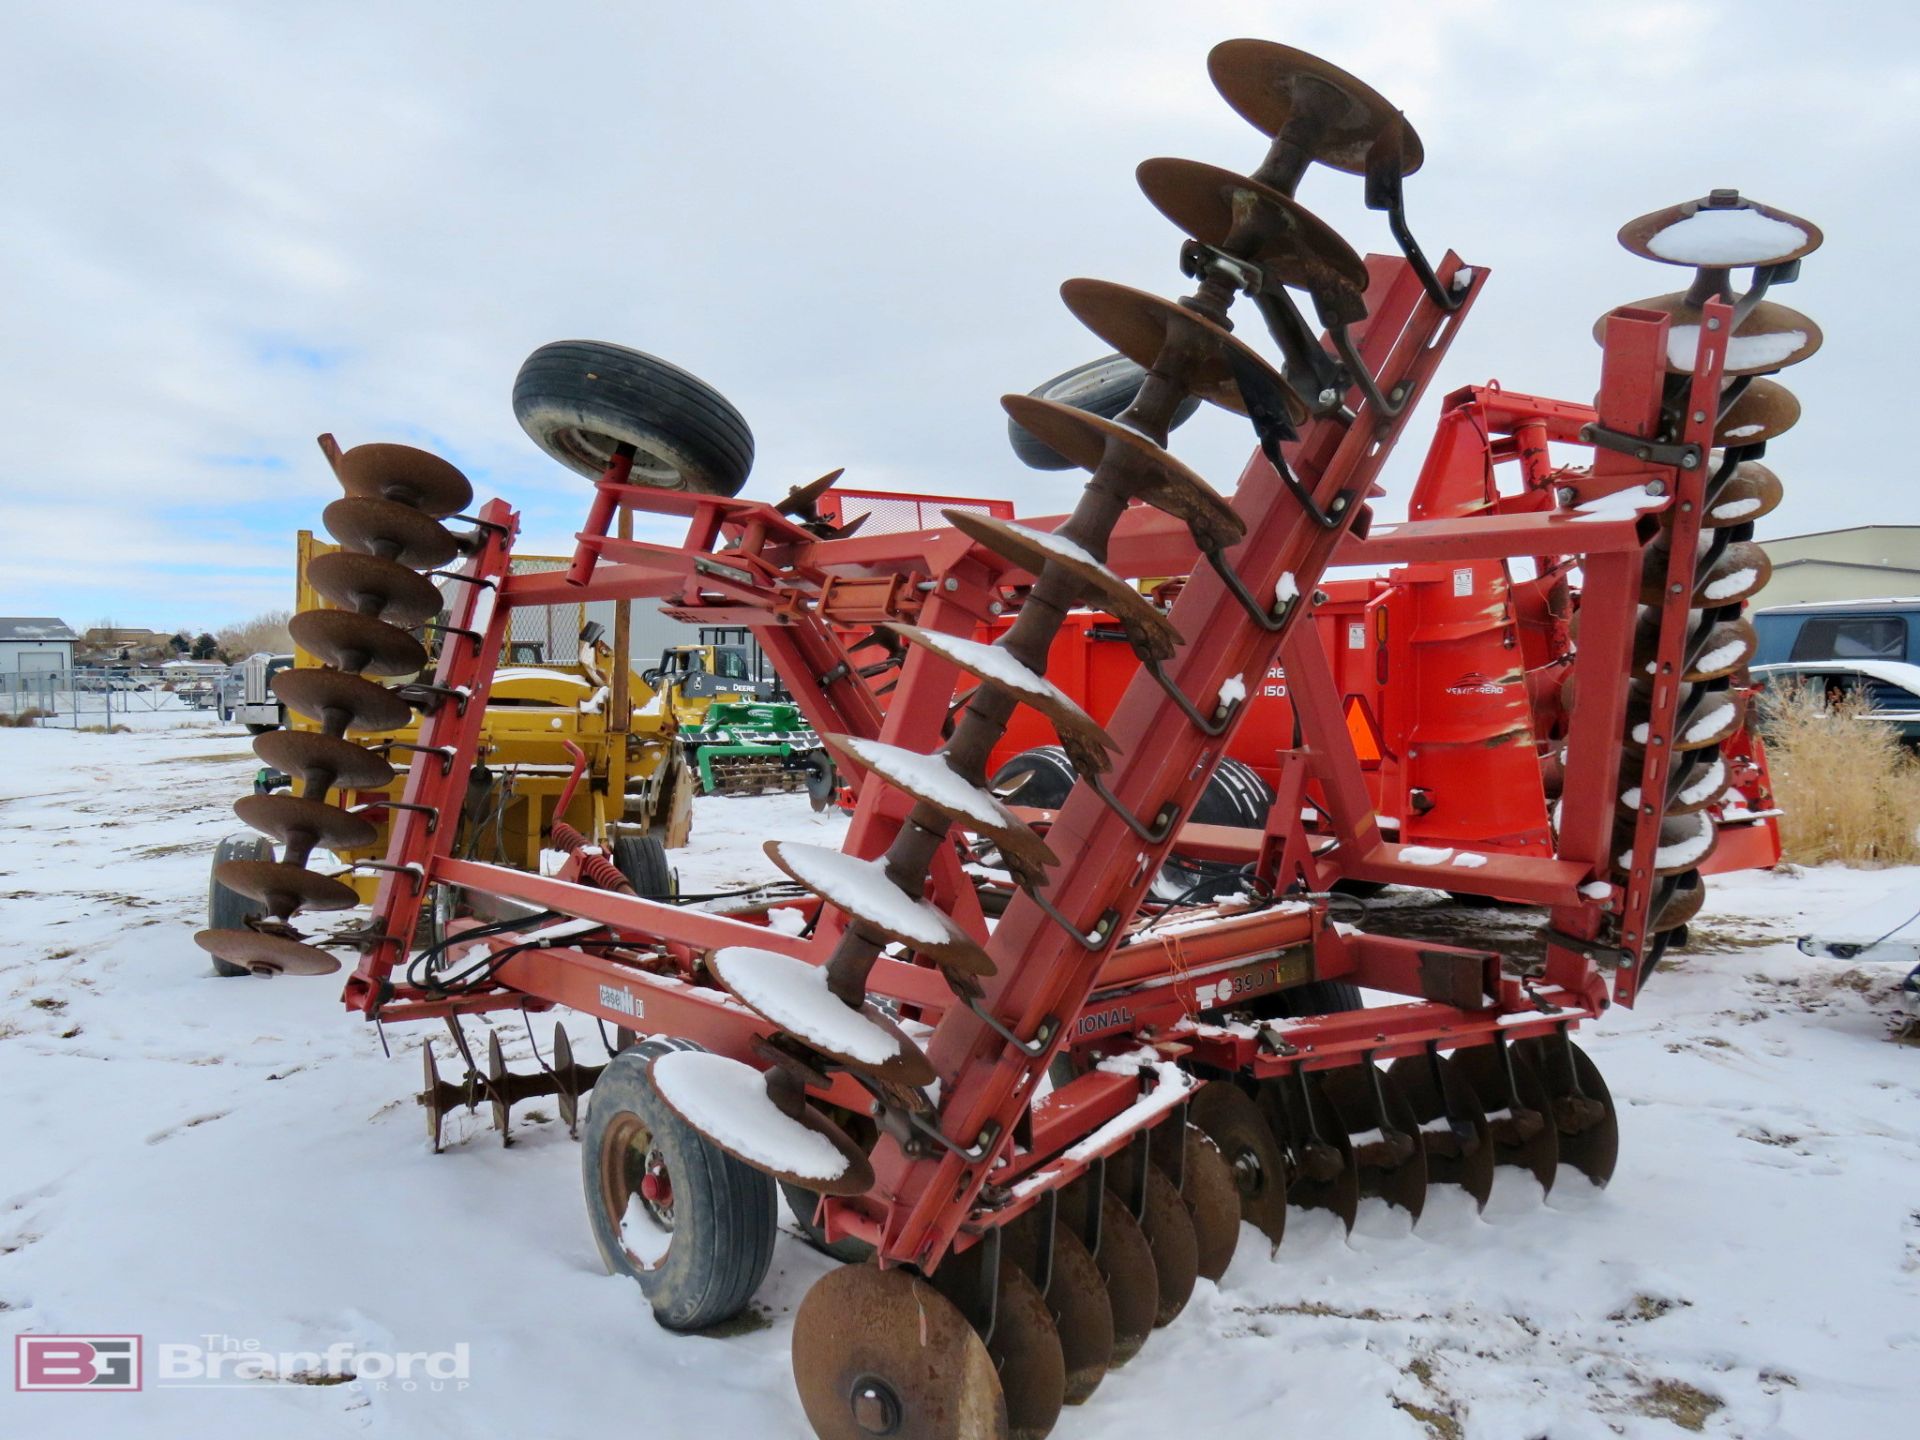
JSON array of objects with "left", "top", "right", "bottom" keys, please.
[{"left": 2, "top": 0, "right": 1912, "bottom": 632}]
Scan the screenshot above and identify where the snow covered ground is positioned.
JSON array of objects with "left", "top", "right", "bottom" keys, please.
[{"left": 1, "top": 715, "right": 1916, "bottom": 1438}]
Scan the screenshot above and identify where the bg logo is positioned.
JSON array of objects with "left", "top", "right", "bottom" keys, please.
[{"left": 15, "top": 1335, "right": 142, "bottom": 1391}]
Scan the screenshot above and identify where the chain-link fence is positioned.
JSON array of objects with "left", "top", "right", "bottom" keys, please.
[{"left": 0, "top": 669, "right": 195, "bottom": 728}]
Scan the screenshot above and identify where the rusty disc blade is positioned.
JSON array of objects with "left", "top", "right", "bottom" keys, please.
[
  {"left": 421, "top": 1041, "right": 446, "bottom": 1152},
  {"left": 1657, "top": 750, "right": 1733, "bottom": 816},
  {"left": 706, "top": 946, "right": 936, "bottom": 1089},
  {"left": 1386, "top": 1053, "right": 1494, "bottom": 1212},
  {"left": 1694, "top": 540, "right": 1772, "bottom": 606},
  {"left": 552, "top": 1024, "right": 583, "bottom": 1135},
  {"left": 1715, "top": 378, "right": 1799, "bottom": 445},
  {"left": 1450, "top": 1043, "right": 1559, "bottom": 1196},
  {"left": 1614, "top": 809, "right": 1718, "bottom": 878},
  {"left": 763, "top": 840, "right": 996, "bottom": 976},
  {"left": 1042, "top": 1220, "right": 1113, "bottom": 1405},
  {"left": 1087, "top": 1186, "right": 1158, "bottom": 1366},
  {"left": 1187, "top": 1079, "right": 1287, "bottom": 1245},
  {"left": 1673, "top": 686, "right": 1748, "bottom": 753},
  {"left": 792, "top": 1264, "right": 1008, "bottom": 1440},
  {"left": 1650, "top": 870, "right": 1707, "bottom": 932},
  {"left": 1630, "top": 610, "right": 1757, "bottom": 683},
  {"left": 980, "top": 1259, "right": 1065, "bottom": 1440},
  {"left": 272, "top": 666, "right": 413, "bottom": 734},
  {"left": 290, "top": 609, "right": 427, "bottom": 678},
  {"left": 306, "top": 550, "right": 445, "bottom": 628},
  {"left": 778, "top": 467, "right": 845, "bottom": 518},
  {"left": 194, "top": 928, "right": 341, "bottom": 976},
  {"left": 1617, "top": 193, "right": 1822, "bottom": 268},
  {"left": 1596, "top": 294, "right": 1822, "bottom": 376},
  {"left": 335, "top": 442, "right": 474, "bottom": 518},
  {"left": 212, "top": 859, "right": 360, "bottom": 916},
  {"left": 882, "top": 625, "right": 1117, "bottom": 779},
  {"left": 486, "top": 1030, "right": 512, "bottom": 1140},
  {"left": 1688, "top": 617, "right": 1759, "bottom": 682},
  {"left": 1317, "top": 1064, "right": 1428, "bottom": 1222},
  {"left": 234, "top": 792, "right": 379, "bottom": 852},
  {"left": 996, "top": 397, "right": 1247, "bottom": 554},
  {"left": 1512, "top": 1037, "right": 1620, "bottom": 1187},
  {"left": 1151, "top": 1122, "right": 1241, "bottom": 1281},
  {"left": 1207, "top": 39, "right": 1423, "bottom": 175},
  {"left": 1059, "top": 278, "right": 1299, "bottom": 422},
  {"left": 1142, "top": 1165, "right": 1199, "bottom": 1324},
  {"left": 649, "top": 1050, "right": 875, "bottom": 1196},
  {"left": 322, "top": 495, "right": 460, "bottom": 569},
  {"left": 1259, "top": 1073, "right": 1359, "bottom": 1232},
  {"left": 1637, "top": 539, "right": 1771, "bottom": 609},
  {"left": 252, "top": 728, "right": 395, "bottom": 793},
  {"left": 819, "top": 733, "right": 1058, "bottom": 890},
  {"left": 1136, "top": 156, "right": 1370, "bottom": 300},
  {"left": 1704, "top": 461, "right": 1782, "bottom": 528},
  {"left": 942, "top": 509, "right": 1185, "bottom": 663}
]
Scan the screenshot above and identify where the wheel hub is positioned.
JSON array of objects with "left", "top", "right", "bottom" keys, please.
[{"left": 848, "top": 1377, "right": 901, "bottom": 1435}]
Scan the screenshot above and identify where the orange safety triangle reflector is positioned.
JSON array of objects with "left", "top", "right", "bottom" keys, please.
[{"left": 1344, "top": 694, "right": 1384, "bottom": 768}]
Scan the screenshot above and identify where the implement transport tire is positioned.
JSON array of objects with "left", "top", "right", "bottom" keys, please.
[
  {"left": 612, "top": 834, "right": 676, "bottom": 899},
  {"left": 582, "top": 1039, "right": 776, "bottom": 1331},
  {"left": 514, "top": 339, "right": 754, "bottom": 496},
  {"left": 207, "top": 834, "right": 273, "bottom": 977},
  {"left": 1008, "top": 353, "right": 1202, "bottom": 470}
]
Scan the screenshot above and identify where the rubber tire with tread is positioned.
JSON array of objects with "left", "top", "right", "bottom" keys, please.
[
  {"left": 612, "top": 834, "right": 676, "bottom": 898},
  {"left": 991, "top": 745, "right": 1270, "bottom": 827},
  {"left": 1007, "top": 353, "right": 1203, "bottom": 470},
  {"left": 1267, "top": 978, "right": 1366, "bottom": 1017},
  {"left": 990, "top": 746, "right": 1273, "bottom": 903},
  {"left": 208, "top": 834, "right": 273, "bottom": 977},
  {"left": 581, "top": 1039, "right": 776, "bottom": 1331},
  {"left": 514, "top": 340, "right": 754, "bottom": 496}
]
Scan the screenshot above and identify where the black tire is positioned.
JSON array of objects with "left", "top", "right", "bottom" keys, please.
[
  {"left": 514, "top": 340, "right": 754, "bottom": 496},
  {"left": 1007, "top": 353, "right": 1202, "bottom": 470},
  {"left": 1265, "top": 979, "right": 1366, "bottom": 1017},
  {"left": 801, "top": 750, "right": 838, "bottom": 814},
  {"left": 990, "top": 747, "right": 1272, "bottom": 826},
  {"left": 991, "top": 745, "right": 1079, "bottom": 810},
  {"left": 243, "top": 722, "right": 276, "bottom": 736},
  {"left": 581, "top": 1040, "right": 776, "bottom": 1331},
  {"left": 612, "top": 834, "right": 676, "bottom": 898},
  {"left": 993, "top": 747, "right": 1273, "bottom": 904},
  {"left": 208, "top": 834, "right": 273, "bottom": 977}
]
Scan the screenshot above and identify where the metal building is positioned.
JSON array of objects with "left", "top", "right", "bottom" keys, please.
[
  {"left": 0, "top": 617, "right": 77, "bottom": 676},
  {"left": 1760, "top": 525, "right": 1920, "bottom": 606}
]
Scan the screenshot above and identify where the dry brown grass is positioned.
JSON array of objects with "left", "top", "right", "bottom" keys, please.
[
  {"left": 215, "top": 609, "right": 293, "bottom": 661},
  {"left": 1761, "top": 682, "right": 1920, "bottom": 865},
  {"left": 0, "top": 708, "right": 49, "bottom": 728}
]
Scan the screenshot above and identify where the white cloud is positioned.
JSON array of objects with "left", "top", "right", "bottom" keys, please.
[{"left": 0, "top": 0, "right": 1911, "bottom": 627}]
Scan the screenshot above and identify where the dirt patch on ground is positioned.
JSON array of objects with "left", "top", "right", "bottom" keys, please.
[{"left": 1632, "top": 1377, "right": 1724, "bottom": 1431}]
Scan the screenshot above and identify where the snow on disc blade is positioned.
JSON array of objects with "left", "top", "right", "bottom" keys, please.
[
  {"left": 1667, "top": 325, "right": 1808, "bottom": 374},
  {"left": 649, "top": 1051, "right": 848, "bottom": 1183},
  {"left": 893, "top": 626, "right": 1092, "bottom": 718},
  {"left": 830, "top": 736, "right": 1007, "bottom": 831},
  {"left": 1646, "top": 208, "right": 1809, "bottom": 266},
  {"left": 709, "top": 947, "right": 901, "bottom": 1067},
  {"left": 768, "top": 842, "right": 955, "bottom": 947}
]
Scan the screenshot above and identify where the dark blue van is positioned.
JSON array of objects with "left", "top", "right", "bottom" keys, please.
[{"left": 1752, "top": 599, "right": 1920, "bottom": 666}]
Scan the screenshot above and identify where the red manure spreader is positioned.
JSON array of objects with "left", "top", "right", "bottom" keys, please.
[{"left": 197, "top": 36, "right": 1818, "bottom": 1440}]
